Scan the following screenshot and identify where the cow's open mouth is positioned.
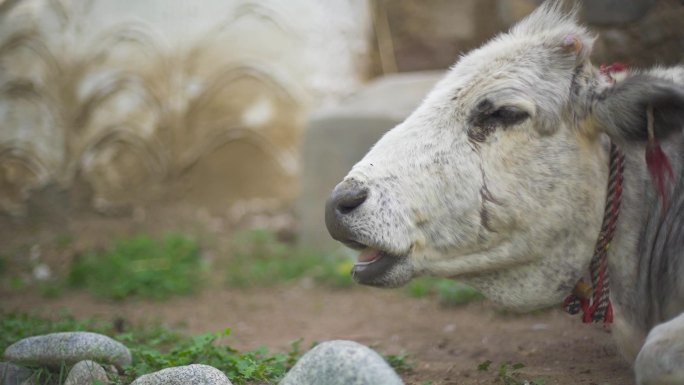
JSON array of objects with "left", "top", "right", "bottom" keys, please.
[{"left": 351, "top": 247, "right": 406, "bottom": 286}]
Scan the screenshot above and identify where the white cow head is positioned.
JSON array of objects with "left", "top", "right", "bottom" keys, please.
[{"left": 325, "top": 1, "right": 684, "bottom": 310}]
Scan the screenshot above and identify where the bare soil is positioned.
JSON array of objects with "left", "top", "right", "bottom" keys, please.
[{"left": 2, "top": 285, "right": 634, "bottom": 385}]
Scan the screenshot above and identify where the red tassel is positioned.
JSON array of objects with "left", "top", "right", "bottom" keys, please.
[
  {"left": 599, "top": 62, "right": 625, "bottom": 75},
  {"left": 645, "top": 139, "right": 674, "bottom": 213},
  {"left": 599, "top": 63, "right": 626, "bottom": 84},
  {"left": 604, "top": 302, "right": 613, "bottom": 323}
]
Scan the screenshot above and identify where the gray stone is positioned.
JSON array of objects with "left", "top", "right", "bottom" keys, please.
[
  {"left": 279, "top": 340, "right": 404, "bottom": 385},
  {"left": 583, "top": 0, "right": 655, "bottom": 25},
  {"left": 297, "top": 72, "right": 443, "bottom": 251},
  {"left": 129, "top": 364, "right": 232, "bottom": 385},
  {"left": 0, "top": 362, "right": 33, "bottom": 385},
  {"left": 64, "top": 360, "right": 108, "bottom": 385},
  {"left": 3, "top": 332, "right": 132, "bottom": 368}
]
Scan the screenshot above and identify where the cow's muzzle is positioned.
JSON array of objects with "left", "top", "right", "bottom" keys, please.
[
  {"left": 325, "top": 179, "right": 413, "bottom": 287},
  {"left": 325, "top": 179, "right": 368, "bottom": 245}
]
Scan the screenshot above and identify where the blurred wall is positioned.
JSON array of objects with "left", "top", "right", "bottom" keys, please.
[{"left": 0, "top": 0, "right": 371, "bottom": 220}]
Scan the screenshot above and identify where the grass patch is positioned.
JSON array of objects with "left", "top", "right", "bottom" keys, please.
[
  {"left": 406, "top": 277, "right": 484, "bottom": 306},
  {"left": 226, "top": 229, "right": 353, "bottom": 288},
  {"left": 477, "top": 360, "right": 546, "bottom": 385},
  {"left": 67, "top": 233, "right": 204, "bottom": 300},
  {"left": 55, "top": 234, "right": 74, "bottom": 249},
  {"left": 22, "top": 367, "right": 71, "bottom": 385},
  {"left": 0, "top": 311, "right": 298, "bottom": 385},
  {"left": 383, "top": 352, "right": 414, "bottom": 374},
  {"left": 121, "top": 328, "right": 297, "bottom": 384},
  {"left": 1, "top": 312, "right": 415, "bottom": 385}
]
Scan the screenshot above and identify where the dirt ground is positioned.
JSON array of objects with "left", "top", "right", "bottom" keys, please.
[{"left": 2, "top": 285, "right": 634, "bottom": 385}]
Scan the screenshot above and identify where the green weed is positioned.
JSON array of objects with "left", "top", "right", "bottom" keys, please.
[
  {"left": 29, "top": 367, "right": 69, "bottom": 385},
  {"left": 478, "top": 360, "right": 546, "bottom": 385},
  {"left": 68, "top": 233, "right": 204, "bottom": 300},
  {"left": 121, "top": 328, "right": 292, "bottom": 384},
  {"left": 55, "top": 234, "right": 74, "bottom": 249},
  {"left": 38, "top": 282, "right": 64, "bottom": 299},
  {"left": 9, "top": 276, "right": 28, "bottom": 290},
  {"left": 226, "top": 229, "right": 353, "bottom": 288},
  {"left": 478, "top": 359, "right": 493, "bottom": 371},
  {"left": 1, "top": 312, "right": 299, "bottom": 385},
  {"left": 406, "top": 277, "right": 484, "bottom": 306},
  {"left": 383, "top": 353, "right": 414, "bottom": 373}
]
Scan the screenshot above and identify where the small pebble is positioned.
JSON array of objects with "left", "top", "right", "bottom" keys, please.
[{"left": 64, "top": 360, "right": 108, "bottom": 385}]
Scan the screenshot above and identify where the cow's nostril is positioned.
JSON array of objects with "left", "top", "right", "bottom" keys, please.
[
  {"left": 337, "top": 189, "right": 368, "bottom": 214},
  {"left": 325, "top": 180, "right": 369, "bottom": 243}
]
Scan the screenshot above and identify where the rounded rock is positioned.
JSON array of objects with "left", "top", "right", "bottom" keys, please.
[
  {"left": 279, "top": 340, "right": 404, "bottom": 385},
  {"left": 3, "top": 332, "right": 132, "bottom": 368},
  {"left": 64, "top": 360, "right": 108, "bottom": 385},
  {"left": 130, "top": 364, "right": 232, "bottom": 385}
]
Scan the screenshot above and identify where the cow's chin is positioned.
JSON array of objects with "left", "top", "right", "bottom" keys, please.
[{"left": 351, "top": 248, "right": 413, "bottom": 288}]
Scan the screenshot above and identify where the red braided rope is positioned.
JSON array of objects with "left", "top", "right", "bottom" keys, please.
[
  {"left": 599, "top": 63, "right": 625, "bottom": 84},
  {"left": 562, "top": 63, "right": 628, "bottom": 324},
  {"left": 563, "top": 143, "right": 624, "bottom": 323}
]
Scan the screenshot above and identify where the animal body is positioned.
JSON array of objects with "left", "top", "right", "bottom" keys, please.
[{"left": 324, "top": 2, "right": 684, "bottom": 384}]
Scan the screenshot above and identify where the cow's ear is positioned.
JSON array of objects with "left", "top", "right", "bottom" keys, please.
[{"left": 593, "top": 75, "right": 684, "bottom": 143}]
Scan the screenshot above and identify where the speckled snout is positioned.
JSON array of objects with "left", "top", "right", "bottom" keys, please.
[{"left": 325, "top": 179, "right": 368, "bottom": 248}]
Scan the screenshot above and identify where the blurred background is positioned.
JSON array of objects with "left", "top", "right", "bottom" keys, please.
[
  {"left": 0, "top": 1, "right": 682, "bottom": 383},
  {"left": 0, "top": 0, "right": 684, "bottom": 237},
  {"left": 0, "top": 0, "right": 682, "bottom": 243}
]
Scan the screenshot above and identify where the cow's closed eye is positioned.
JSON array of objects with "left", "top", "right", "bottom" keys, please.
[
  {"left": 487, "top": 107, "right": 530, "bottom": 127},
  {"left": 468, "top": 103, "right": 531, "bottom": 142},
  {"left": 469, "top": 100, "right": 530, "bottom": 129}
]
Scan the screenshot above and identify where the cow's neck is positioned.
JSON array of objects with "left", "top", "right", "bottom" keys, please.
[{"left": 608, "top": 137, "right": 684, "bottom": 361}]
